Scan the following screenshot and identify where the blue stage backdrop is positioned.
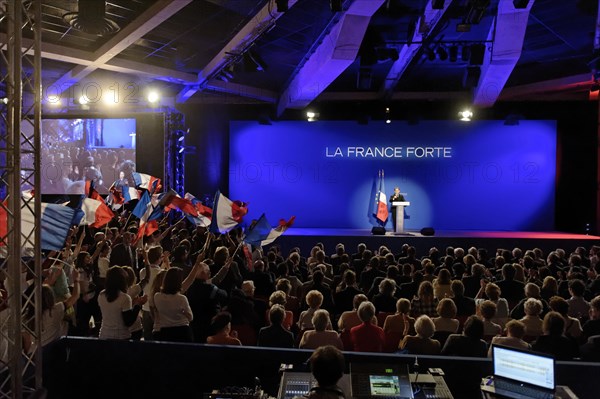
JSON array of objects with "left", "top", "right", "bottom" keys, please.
[{"left": 229, "top": 120, "right": 556, "bottom": 231}]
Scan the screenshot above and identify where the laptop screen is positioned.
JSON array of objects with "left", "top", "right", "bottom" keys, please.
[{"left": 492, "top": 345, "right": 555, "bottom": 390}]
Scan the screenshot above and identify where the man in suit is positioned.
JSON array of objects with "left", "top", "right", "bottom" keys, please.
[
  {"left": 390, "top": 187, "right": 405, "bottom": 232},
  {"left": 109, "top": 231, "right": 136, "bottom": 268}
]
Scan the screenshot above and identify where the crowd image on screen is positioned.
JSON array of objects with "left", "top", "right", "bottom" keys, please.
[
  {"left": 2, "top": 212, "right": 599, "bottom": 365},
  {"left": 39, "top": 119, "right": 136, "bottom": 194}
]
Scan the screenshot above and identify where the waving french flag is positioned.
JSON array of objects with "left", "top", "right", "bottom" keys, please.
[
  {"left": 0, "top": 199, "right": 75, "bottom": 252},
  {"left": 209, "top": 190, "right": 247, "bottom": 234},
  {"left": 244, "top": 214, "right": 295, "bottom": 247},
  {"left": 77, "top": 198, "right": 114, "bottom": 228},
  {"left": 184, "top": 192, "right": 212, "bottom": 227},
  {"left": 132, "top": 172, "right": 161, "bottom": 193}
]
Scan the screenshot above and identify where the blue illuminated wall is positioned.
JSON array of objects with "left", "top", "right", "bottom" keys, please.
[{"left": 230, "top": 120, "right": 556, "bottom": 231}]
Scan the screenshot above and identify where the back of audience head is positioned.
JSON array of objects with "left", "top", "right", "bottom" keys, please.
[
  {"left": 269, "top": 290, "right": 287, "bottom": 307},
  {"left": 269, "top": 304, "right": 286, "bottom": 326},
  {"left": 241, "top": 280, "right": 255, "bottom": 297},
  {"left": 524, "top": 282, "right": 540, "bottom": 298},
  {"left": 463, "top": 315, "right": 484, "bottom": 340},
  {"left": 505, "top": 320, "right": 526, "bottom": 339},
  {"left": 451, "top": 280, "right": 465, "bottom": 297},
  {"left": 524, "top": 298, "right": 542, "bottom": 317},
  {"left": 162, "top": 267, "right": 183, "bottom": 294},
  {"left": 418, "top": 281, "right": 434, "bottom": 302},
  {"left": 353, "top": 294, "right": 368, "bottom": 310},
  {"left": 379, "top": 278, "right": 396, "bottom": 296},
  {"left": 502, "top": 263, "right": 516, "bottom": 280},
  {"left": 396, "top": 298, "right": 411, "bottom": 315},
  {"left": 543, "top": 311, "right": 565, "bottom": 336},
  {"left": 309, "top": 346, "right": 345, "bottom": 388},
  {"left": 357, "top": 301, "right": 376, "bottom": 323},
  {"left": 306, "top": 290, "right": 324, "bottom": 309},
  {"left": 479, "top": 300, "right": 497, "bottom": 320},
  {"left": 105, "top": 266, "right": 127, "bottom": 302},
  {"left": 415, "top": 315, "right": 435, "bottom": 339},
  {"left": 312, "top": 309, "right": 331, "bottom": 332},
  {"left": 276, "top": 278, "right": 291, "bottom": 295}
]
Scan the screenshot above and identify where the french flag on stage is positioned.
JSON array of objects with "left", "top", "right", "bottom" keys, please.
[
  {"left": 0, "top": 199, "right": 75, "bottom": 252},
  {"left": 209, "top": 190, "right": 248, "bottom": 234},
  {"left": 244, "top": 214, "right": 295, "bottom": 247},
  {"left": 132, "top": 172, "right": 161, "bottom": 193},
  {"left": 374, "top": 169, "right": 388, "bottom": 224},
  {"left": 185, "top": 192, "right": 212, "bottom": 227}
]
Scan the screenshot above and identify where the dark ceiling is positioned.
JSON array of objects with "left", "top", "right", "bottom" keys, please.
[{"left": 8, "top": 0, "right": 600, "bottom": 112}]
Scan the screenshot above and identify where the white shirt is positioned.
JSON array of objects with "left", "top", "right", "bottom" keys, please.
[
  {"left": 140, "top": 264, "right": 162, "bottom": 312},
  {"left": 127, "top": 285, "right": 143, "bottom": 333},
  {"left": 98, "top": 291, "right": 133, "bottom": 339},
  {"left": 42, "top": 302, "right": 67, "bottom": 347},
  {"left": 153, "top": 292, "right": 193, "bottom": 328},
  {"left": 98, "top": 257, "right": 110, "bottom": 278}
]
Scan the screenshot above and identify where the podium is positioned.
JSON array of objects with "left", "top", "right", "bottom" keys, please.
[{"left": 391, "top": 201, "right": 410, "bottom": 233}]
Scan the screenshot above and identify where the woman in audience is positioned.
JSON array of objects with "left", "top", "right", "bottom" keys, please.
[
  {"left": 154, "top": 267, "right": 194, "bottom": 342},
  {"left": 149, "top": 269, "right": 167, "bottom": 340},
  {"left": 298, "top": 290, "right": 325, "bottom": 331},
  {"left": 433, "top": 269, "right": 453, "bottom": 299},
  {"left": 207, "top": 311, "right": 242, "bottom": 346},
  {"left": 276, "top": 278, "right": 300, "bottom": 317},
  {"left": 441, "top": 315, "right": 487, "bottom": 357},
  {"left": 411, "top": 281, "right": 438, "bottom": 317},
  {"left": 510, "top": 283, "right": 549, "bottom": 320},
  {"left": 532, "top": 312, "right": 579, "bottom": 360},
  {"left": 338, "top": 294, "right": 374, "bottom": 331},
  {"left": 541, "top": 276, "right": 559, "bottom": 302},
  {"left": 548, "top": 296, "right": 583, "bottom": 341},
  {"left": 476, "top": 282, "right": 509, "bottom": 326},
  {"left": 40, "top": 269, "right": 81, "bottom": 347},
  {"left": 383, "top": 298, "right": 415, "bottom": 336},
  {"left": 399, "top": 315, "right": 441, "bottom": 355},
  {"left": 299, "top": 310, "right": 343, "bottom": 350},
  {"left": 488, "top": 320, "right": 531, "bottom": 356},
  {"left": 98, "top": 266, "right": 146, "bottom": 340},
  {"left": 349, "top": 301, "right": 385, "bottom": 352},
  {"left": 268, "top": 290, "right": 294, "bottom": 330},
  {"left": 479, "top": 300, "right": 502, "bottom": 337},
  {"left": 372, "top": 278, "right": 397, "bottom": 313},
  {"left": 258, "top": 304, "right": 295, "bottom": 348},
  {"left": 432, "top": 298, "right": 459, "bottom": 333},
  {"left": 519, "top": 298, "right": 544, "bottom": 338},
  {"left": 123, "top": 266, "right": 144, "bottom": 340}
]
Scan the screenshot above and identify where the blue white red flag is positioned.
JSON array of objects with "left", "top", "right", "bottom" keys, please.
[
  {"left": 244, "top": 214, "right": 295, "bottom": 247},
  {"left": 184, "top": 192, "right": 212, "bottom": 227},
  {"left": 374, "top": 169, "right": 388, "bottom": 223},
  {"left": 209, "top": 190, "right": 247, "bottom": 234},
  {"left": 77, "top": 198, "right": 114, "bottom": 228},
  {"left": 132, "top": 172, "right": 161, "bottom": 193}
]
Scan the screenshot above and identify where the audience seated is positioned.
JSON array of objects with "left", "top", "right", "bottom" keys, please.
[
  {"left": 479, "top": 300, "right": 502, "bottom": 337},
  {"left": 441, "top": 315, "right": 488, "bottom": 357},
  {"left": 399, "top": 315, "right": 441, "bottom": 355},
  {"left": 383, "top": 298, "right": 415, "bottom": 336},
  {"left": 337, "top": 294, "right": 374, "bottom": 332},
  {"left": 349, "top": 301, "right": 385, "bottom": 353},
  {"left": 207, "top": 311, "right": 242, "bottom": 346},
  {"left": 371, "top": 278, "right": 398, "bottom": 313},
  {"left": 411, "top": 281, "right": 438, "bottom": 318},
  {"left": 583, "top": 296, "right": 600, "bottom": 340},
  {"left": 519, "top": 298, "right": 544, "bottom": 338},
  {"left": 258, "top": 304, "right": 294, "bottom": 348},
  {"left": 488, "top": 320, "right": 531, "bottom": 356},
  {"left": 532, "top": 312, "right": 579, "bottom": 360},
  {"left": 298, "top": 290, "right": 325, "bottom": 331},
  {"left": 548, "top": 296, "right": 583, "bottom": 341},
  {"left": 299, "top": 310, "right": 343, "bottom": 350},
  {"left": 433, "top": 298, "right": 459, "bottom": 334}
]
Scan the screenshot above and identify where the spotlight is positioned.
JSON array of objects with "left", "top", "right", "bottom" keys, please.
[
  {"left": 178, "top": 147, "right": 185, "bottom": 154},
  {"left": 330, "top": 0, "right": 342, "bottom": 12},
  {"left": 78, "top": 95, "right": 89, "bottom": 105},
  {"left": 385, "top": 107, "right": 391, "bottom": 124},
  {"left": 47, "top": 95, "right": 61, "bottom": 105},
  {"left": 1, "top": 98, "right": 7, "bottom": 105},
  {"left": 275, "top": 0, "right": 288, "bottom": 12},
  {"left": 306, "top": 111, "right": 319, "bottom": 122},
  {"left": 432, "top": 0, "right": 445, "bottom": 9},
  {"left": 459, "top": 109, "right": 473, "bottom": 122},
  {"left": 513, "top": 0, "right": 529, "bottom": 8},
  {"left": 147, "top": 91, "right": 160, "bottom": 103}
]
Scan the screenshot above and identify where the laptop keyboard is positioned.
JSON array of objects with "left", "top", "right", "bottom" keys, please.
[{"left": 494, "top": 380, "right": 554, "bottom": 399}]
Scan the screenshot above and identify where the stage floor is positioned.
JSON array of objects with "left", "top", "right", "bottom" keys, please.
[{"left": 276, "top": 228, "right": 600, "bottom": 256}]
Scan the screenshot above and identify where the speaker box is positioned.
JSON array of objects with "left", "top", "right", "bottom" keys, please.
[
  {"left": 420, "top": 227, "right": 435, "bottom": 236},
  {"left": 371, "top": 226, "right": 386, "bottom": 235}
]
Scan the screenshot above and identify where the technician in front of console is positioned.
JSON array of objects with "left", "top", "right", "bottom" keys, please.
[{"left": 302, "top": 345, "right": 346, "bottom": 399}]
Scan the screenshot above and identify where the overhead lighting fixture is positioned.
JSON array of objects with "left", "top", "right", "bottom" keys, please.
[
  {"left": 78, "top": 95, "right": 89, "bottom": 105},
  {"left": 432, "top": 0, "right": 445, "bottom": 9},
  {"left": 147, "top": 91, "right": 160, "bottom": 103},
  {"left": 459, "top": 109, "right": 473, "bottom": 122},
  {"left": 1, "top": 98, "right": 8, "bottom": 105},
  {"left": 275, "top": 0, "right": 288, "bottom": 12},
  {"left": 46, "top": 95, "right": 61, "bottom": 105},
  {"left": 62, "top": 0, "right": 120, "bottom": 36},
  {"left": 330, "top": 0, "right": 342, "bottom": 12},
  {"left": 513, "top": 0, "right": 530, "bottom": 8},
  {"left": 385, "top": 107, "right": 391, "bottom": 124},
  {"left": 307, "top": 111, "right": 319, "bottom": 122}
]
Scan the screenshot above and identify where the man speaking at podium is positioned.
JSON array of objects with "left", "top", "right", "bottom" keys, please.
[{"left": 390, "top": 187, "right": 405, "bottom": 232}]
